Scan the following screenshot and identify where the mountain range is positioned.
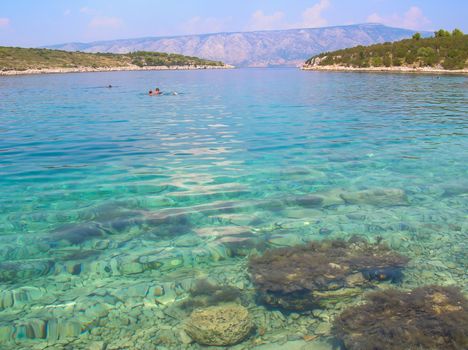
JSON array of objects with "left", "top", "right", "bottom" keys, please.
[{"left": 46, "top": 24, "right": 425, "bottom": 67}]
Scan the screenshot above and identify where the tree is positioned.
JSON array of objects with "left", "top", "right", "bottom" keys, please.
[
  {"left": 417, "top": 47, "right": 437, "bottom": 66},
  {"left": 452, "top": 28, "right": 464, "bottom": 37},
  {"left": 412, "top": 33, "right": 421, "bottom": 40},
  {"left": 443, "top": 49, "right": 465, "bottom": 70},
  {"left": 383, "top": 53, "right": 392, "bottom": 67},
  {"left": 434, "top": 29, "right": 450, "bottom": 38},
  {"left": 371, "top": 56, "right": 383, "bottom": 66}
]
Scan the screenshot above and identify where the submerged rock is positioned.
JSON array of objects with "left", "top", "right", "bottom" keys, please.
[
  {"left": 0, "top": 317, "right": 85, "bottom": 343},
  {"left": 185, "top": 304, "right": 253, "bottom": 346},
  {"left": 333, "top": 285, "right": 468, "bottom": 350},
  {"left": 441, "top": 182, "right": 468, "bottom": 197},
  {"left": 48, "top": 223, "right": 106, "bottom": 245},
  {"left": 340, "top": 188, "right": 408, "bottom": 206},
  {"left": 249, "top": 238, "right": 409, "bottom": 310},
  {"left": 289, "top": 195, "right": 324, "bottom": 208},
  {"left": 179, "top": 279, "right": 242, "bottom": 311},
  {"left": 0, "top": 286, "right": 45, "bottom": 310},
  {"left": 195, "top": 225, "right": 253, "bottom": 238},
  {"left": 0, "top": 259, "right": 54, "bottom": 283}
]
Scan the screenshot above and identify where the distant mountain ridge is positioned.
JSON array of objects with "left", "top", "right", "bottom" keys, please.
[{"left": 45, "top": 24, "right": 426, "bottom": 67}]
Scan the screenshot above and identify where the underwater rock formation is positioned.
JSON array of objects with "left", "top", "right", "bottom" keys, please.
[
  {"left": 249, "top": 238, "right": 409, "bottom": 310},
  {"left": 184, "top": 304, "right": 253, "bottom": 346},
  {"left": 340, "top": 188, "right": 408, "bottom": 207},
  {"left": 0, "top": 259, "right": 54, "bottom": 283},
  {"left": 333, "top": 285, "right": 468, "bottom": 350}
]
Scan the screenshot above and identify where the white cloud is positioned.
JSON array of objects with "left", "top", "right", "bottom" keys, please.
[
  {"left": 246, "top": 10, "right": 285, "bottom": 31},
  {"left": 367, "top": 6, "right": 431, "bottom": 30},
  {"left": 300, "top": 0, "right": 330, "bottom": 28},
  {"left": 246, "top": 0, "right": 331, "bottom": 32},
  {"left": 181, "top": 16, "right": 228, "bottom": 34},
  {"left": 80, "top": 7, "right": 95, "bottom": 15},
  {"left": 0, "top": 17, "right": 10, "bottom": 28},
  {"left": 89, "top": 16, "right": 123, "bottom": 29},
  {"left": 367, "top": 13, "right": 383, "bottom": 23}
]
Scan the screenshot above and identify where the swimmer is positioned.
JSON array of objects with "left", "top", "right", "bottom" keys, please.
[
  {"left": 107, "top": 84, "right": 112, "bottom": 88},
  {"left": 149, "top": 90, "right": 153, "bottom": 95},
  {"left": 153, "top": 88, "right": 161, "bottom": 95}
]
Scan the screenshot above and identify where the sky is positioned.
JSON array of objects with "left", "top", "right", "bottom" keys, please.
[{"left": 0, "top": 0, "right": 467, "bottom": 47}]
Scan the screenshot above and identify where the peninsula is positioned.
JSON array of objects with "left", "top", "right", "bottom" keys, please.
[
  {"left": 303, "top": 29, "right": 468, "bottom": 74},
  {"left": 0, "top": 47, "right": 231, "bottom": 76}
]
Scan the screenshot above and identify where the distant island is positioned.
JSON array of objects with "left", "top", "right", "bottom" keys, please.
[
  {"left": 0, "top": 47, "right": 231, "bottom": 76},
  {"left": 303, "top": 29, "right": 468, "bottom": 74}
]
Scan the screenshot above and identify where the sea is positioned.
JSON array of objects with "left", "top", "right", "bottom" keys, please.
[{"left": 0, "top": 68, "right": 467, "bottom": 349}]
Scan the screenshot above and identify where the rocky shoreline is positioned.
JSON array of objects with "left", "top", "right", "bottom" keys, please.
[
  {"left": 0, "top": 64, "right": 235, "bottom": 76},
  {"left": 301, "top": 64, "right": 468, "bottom": 74}
]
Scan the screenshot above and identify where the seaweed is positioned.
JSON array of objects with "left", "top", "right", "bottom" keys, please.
[
  {"left": 333, "top": 285, "right": 468, "bottom": 350},
  {"left": 248, "top": 238, "right": 409, "bottom": 310}
]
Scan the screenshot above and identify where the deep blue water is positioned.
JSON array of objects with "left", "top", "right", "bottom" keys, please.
[{"left": 0, "top": 69, "right": 466, "bottom": 349}]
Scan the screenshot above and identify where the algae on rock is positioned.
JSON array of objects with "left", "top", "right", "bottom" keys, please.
[
  {"left": 249, "top": 238, "right": 409, "bottom": 310},
  {"left": 333, "top": 285, "right": 468, "bottom": 350}
]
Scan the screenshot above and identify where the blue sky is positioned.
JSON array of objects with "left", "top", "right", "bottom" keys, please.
[{"left": 1, "top": 0, "right": 466, "bottom": 47}]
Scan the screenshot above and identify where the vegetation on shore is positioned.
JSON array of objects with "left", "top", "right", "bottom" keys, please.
[
  {"left": 0, "top": 47, "right": 224, "bottom": 72},
  {"left": 305, "top": 29, "right": 467, "bottom": 70}
]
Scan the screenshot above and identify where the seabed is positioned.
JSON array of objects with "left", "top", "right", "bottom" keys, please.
[{"left": 1, "top": 184, "right": 467, "bottom": 349}]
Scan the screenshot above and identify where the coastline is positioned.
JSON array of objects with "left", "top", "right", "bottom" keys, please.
[
  {"left": 0, "top": 64, "right": 235, "bottom": 76},
  {"left": 301, "top": 65, "right": 468, "bottom": 75}
]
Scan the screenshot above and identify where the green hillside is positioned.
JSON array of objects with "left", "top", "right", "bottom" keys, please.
[
  {"left": 0, "top": 47, "right": 224, "bottom": 71},
  {"left": 305, "top": 29, "right": 468, "bottom": 70}
]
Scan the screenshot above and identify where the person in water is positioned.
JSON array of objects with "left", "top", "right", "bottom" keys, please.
[{"left": 149, "top": 88, "right": 161, "bottom": 96}]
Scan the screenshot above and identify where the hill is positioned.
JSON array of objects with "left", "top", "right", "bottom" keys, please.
[
  {"left": 304, "top": 29, "right": 468, "bottom": 71},
  {"left": 0, "top": 47, "right": 225, "bottom": 73},
  {"left": 44, "top": 24, "right": 424, "bottom": 67}
]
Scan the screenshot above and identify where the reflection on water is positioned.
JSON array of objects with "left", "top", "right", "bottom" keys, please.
[{"left": 0, "top": 69, "right": 467, "bottom": 349}]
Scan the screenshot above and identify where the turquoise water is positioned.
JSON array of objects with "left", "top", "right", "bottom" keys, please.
[{"left": 0, "top": 69, "right": 467, "bottom": 349}]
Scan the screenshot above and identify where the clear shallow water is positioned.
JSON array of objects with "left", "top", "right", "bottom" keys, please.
[{"left": 0, "top": 69, "right": 467, "bottom": 349}]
